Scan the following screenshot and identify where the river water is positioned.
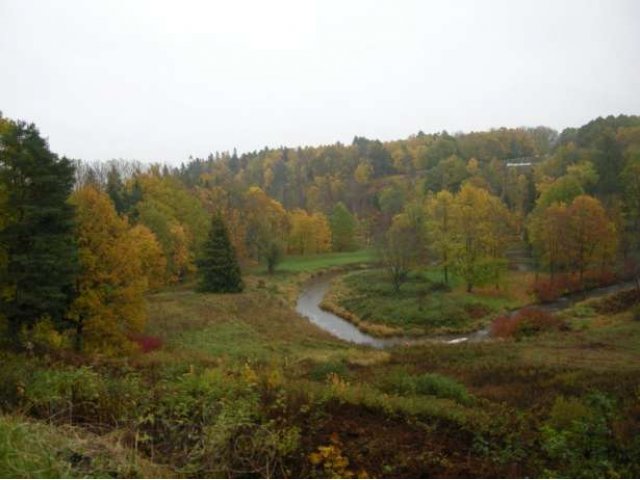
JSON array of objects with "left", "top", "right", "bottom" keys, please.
[{"left": 295, "top": 272, "right": 637, "bottom": 348}]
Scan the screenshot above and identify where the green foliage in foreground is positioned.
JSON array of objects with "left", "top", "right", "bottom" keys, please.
[
  {"left": 0, "top": 414, "right": 168, "bottom": 478},
  {"left": 1, "top": 277, "right": 640, "bottom": 478},
  {"left": 0, "top": 416, "right": 73, "bottom": 478}
]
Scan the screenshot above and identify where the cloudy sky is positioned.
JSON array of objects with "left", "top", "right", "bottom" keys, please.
[{"left": 1, "top": 0, "right": 638, "bottom": 163}]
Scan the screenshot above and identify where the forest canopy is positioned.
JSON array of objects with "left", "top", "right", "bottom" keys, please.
[{"left": 1, "top": 112, "right": 640, "bottom": 352}]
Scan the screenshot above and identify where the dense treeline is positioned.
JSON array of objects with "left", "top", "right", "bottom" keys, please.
[{"left": 1, "top": 112, "right": 640, "bottom": 353}]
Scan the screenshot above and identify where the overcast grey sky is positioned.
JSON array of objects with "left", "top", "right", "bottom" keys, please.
[{"left": 1, "top": 0, "right": 638, "bottom": 163}]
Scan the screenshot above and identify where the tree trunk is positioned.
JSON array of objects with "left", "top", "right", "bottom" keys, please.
[
  {"left": 75, "top": 319, "right": 84, "bottom": 352},
  {"left": 7, "top": 318, "right": 21, "bottom": 350}
]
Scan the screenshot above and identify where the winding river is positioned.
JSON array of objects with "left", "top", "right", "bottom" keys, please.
[{"left": 295, "top": 271, "right": 637, "bottom": 348}]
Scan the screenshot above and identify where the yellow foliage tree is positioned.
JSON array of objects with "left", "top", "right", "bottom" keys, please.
[
  {"left": 134, "top": 173, "right": 208, "bottom": 282},
  {"left": 424, "top": 190, "right": 456, "bottom": 285},
  {"left": 128, "top": 224, "right": 167, "bottom": 289},
  {"left": 244, "top": 186, "right": 289, "bottom": 272},
  {"left": 311, "top": 212, "right": 332, "bottom": 253},
  {"left": 287, "top": 209, "right": 332, "bottom": 255},
  {"left": 450, "top": 184, "right": 512, "bottom": 292},
  {"left": 69, "top": 186, "right": 148, "bottom": 353},
  {"left": 354, "top": 162, "right": 373, "bottom": 185},
  {"left": 567, "top": 195, "right": 617, "bottom": 281},
  {"left": 528, "top": 202, "right": 571, "bottom": 278}
]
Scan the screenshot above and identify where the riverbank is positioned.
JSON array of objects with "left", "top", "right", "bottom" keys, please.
[{"left": 316, "top": 268, "right": 532, "bottom": 338}]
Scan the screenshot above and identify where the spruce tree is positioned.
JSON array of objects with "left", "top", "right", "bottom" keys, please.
[
  {"left": 0, "top": 116, "right": 78, "bottom": 346},
  {"left": 197, "top": 213, "right": 243, "bottom": 293}
]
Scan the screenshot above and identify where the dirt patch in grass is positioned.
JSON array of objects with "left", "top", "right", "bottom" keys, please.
[{"left": 301, "top": 402, "right": 525, "bottom": 478}]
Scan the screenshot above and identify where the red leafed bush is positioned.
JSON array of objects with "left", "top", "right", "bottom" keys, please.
[
  {"left": 129, "top": 334, "right": 164, "bottom": 353},
  {"left": 491, "top": 308, "right": 564, "bottom": 339},
  {"left": 622, "top": 259, "right": 640, "bottom": 282},
  {"left": 515, "top": 308, "right": 565, "bottom": 337},
  {"left": 532, "top": 270, "right": 623, "bottom": 303},
  {"left": 583, "top": 269, "right": 617, "bottom": 289},
  {"left": 530, "top": 272, "right": 614, "bottom": 303},
  {"left": 530, "top": 279, "right": 564, "bottom": 303},
  {"left": 491, "top": 314, "right": 519, "bottom": 338}
]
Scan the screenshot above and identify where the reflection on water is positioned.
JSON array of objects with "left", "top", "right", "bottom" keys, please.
[{"left": 296, "top": 273, "right": 389, "bottom": 348}]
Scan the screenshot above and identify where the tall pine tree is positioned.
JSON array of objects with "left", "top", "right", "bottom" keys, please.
[
  {"left": 197, "top": 214, "right": 243, "bottom": 293},
  {"left": 0, "top": 116, "right": 78, "bottom": 346}
]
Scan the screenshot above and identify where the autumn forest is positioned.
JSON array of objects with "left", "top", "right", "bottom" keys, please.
[{"left": 1, "top": 113, "right": 640, "bottom": 478}]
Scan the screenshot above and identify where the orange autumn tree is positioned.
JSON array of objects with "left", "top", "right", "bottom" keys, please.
[
  {"left": 528, "top": 195, "right": 617, "bottom": 283},
  {"left": 69, "top": 186, "right": 150, "bottom": 353}
]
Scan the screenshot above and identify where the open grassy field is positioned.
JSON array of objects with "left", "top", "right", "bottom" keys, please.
[
  {"left": 274, "top": 249, "right": 378, "bottom": 273},
  {"left": 1, "top": 251, "right": 639, "bottom": 478}
]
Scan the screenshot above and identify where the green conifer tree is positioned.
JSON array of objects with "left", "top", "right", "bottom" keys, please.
[
  {"left": 197, "top": 214, "right": 243, "bottom": 293},
  {"left": 0, "top": 116, "right": 78, "bottom": 346}
]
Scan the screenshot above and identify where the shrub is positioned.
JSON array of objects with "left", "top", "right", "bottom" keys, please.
[
  {"left": 541, "top": 393, "right": 619, "bottom": 478},
  {"left": 547, "top": 396, "right": 593, "bottom": 430},
  {"left": 592, "top": 290, "right": 640, "bottom": 315},
  {"left": 309, "top": 361, "right": 349, "bottom": 381},
  {"left": 383, "top": 370, "right": 472, "bottom": 405},
  {"left": 464, "top": 302, "right": 492, "bottom": 319},
  {"left": 411, "top": 373, "right": 472, "bottom": 404},
  {"left": 531, "top": 271, "right": 622, "bottom": 303},
  {"left": 621, "top": 258, "right": 640, "bottom": 282},
  {"left": 0, "top": 354, "right": 33, "bottom": 409},
  {"left": 491, "top": 308, "right": 564, "bottom": 339},
  {"left": 309, "top": 434, "right": 357, "bottom": 479},
  {"left": 29, "top": 318, "right": 65, "bottom": 350},
  {"left": 570, "top": 304, "right": 595, "bottom": 318},
  {"left": 428, "top": 281, "right": 451, "bottom": 292},
  {"left": 515, "top": 308, "right": 565, "bottom": 338},
  {"left": 491, "top": 314, "right": 519, "bottom": 338},
  {"left": 25, "top": 367, "right": 103, "bottom": 420},
  {"left": 530, "top": 279, "right": 565, "bottom": 303},
  {"left": 583, "top": 269, "right": 617, "bottom": 289},
  {"left": 129, "top": 334, "right": 164, "bottom": 353}
]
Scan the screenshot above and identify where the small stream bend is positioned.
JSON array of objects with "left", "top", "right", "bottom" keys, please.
[{"left": 295, "top": 272, "right": 637, "bottom": 348}]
